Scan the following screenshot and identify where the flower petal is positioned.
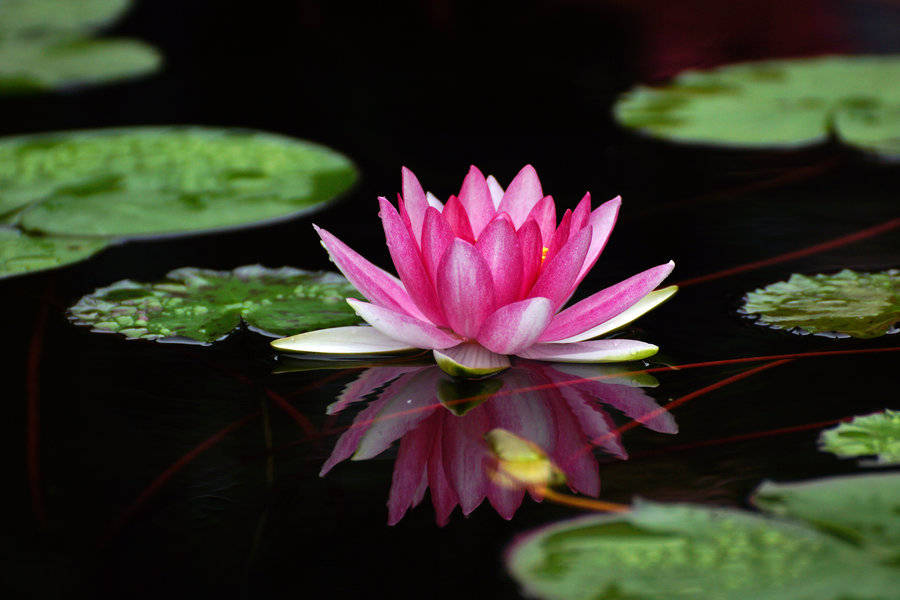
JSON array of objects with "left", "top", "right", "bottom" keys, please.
[
  {"left": 517, "top": 219, "right": 543, "bottom": 297},
  {"left": 271, "top": 325, "right": 417, "bottom": 354},
  {"left": 458, "top": 165, "right": 496, "bottom": 237},
  {"left": 475, "top": 215, "right": 523, "bottom": 307},
  {"left": 315, "top": 224, "right": 426, "bottom": 320},
  {"left": 379, "top": 197, "right": 446, "bottom": 325},
  {"left": 442, "top": 195, "right": 476, "bottom": 243},
  {"left": 516, "top": 339, "right": 659, "bottom": 362},
  {"left": 538, "top": 262, "right": 675, "bottom": 342},
  {"left": 402, "top": 166, "right": 428, "bottom": 245},
  {"left": 437, "top": 239, "right": 496, "bottom": 338},
  {"left": 498, "top": 165, "right": 544, "bottom": 227},
  {"left": 524, "top": 195, "right": 557, "bottom": 248},
  {"left": 433, "top": 342, "right": 511, "bottom": 377},
  {"left": 388, "top": 425, "right": 432, "bottom": 525},
  {"left": 477, "top": 297, "right": 553, "bottom": 355},
  {"left": 426, "top": 191, "right": 444, "bottom": 211},
  {"left": 347, "top": 299, "right": 462, "bottom": 349},
  {"left": 571, "top": 192, "right": 591, "bottom": 231},
  {"left": 486, "top": 175, "right": 504, "bottom": 208},
  {"left": 552, "top": 284, "right": 678, "bottom": 343},
  {"left": 421, "top": 206, "right": 455, "bottom": 283},
  {"left": 427, "top": 416, "right": 459, "bottom": 526},
  {"left": 544, "top": 208, "right": 572, "bottom": 266},
  {"left": 574, "top": 195, "right": 621, "bottom": 287},
  {"left": 528, "top": 225, "right": 592, "bottom": 311},
  {"left": 441, "top": 404, "right": 491, "bottom": 515}
]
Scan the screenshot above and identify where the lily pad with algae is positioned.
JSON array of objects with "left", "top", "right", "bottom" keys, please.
[
  {"left": 0, "top": 0, "right": 132, "bottom": 38},
  {"left": 740, "top": 269, "right": 900, "bottom": 338},
  {"left": 614, "top": 55, "right": 900, "bottom": 160},
  {"left": 68, "top": 265, "right": 362, "bottom": 344},
  {"left": 818, "top": 410, "right": 900, "bottom": 466},
  {"left": 0, "top": 127, "right": 358, "bottom": 236},
  {"left": 0, "top": 226, "right": 108, "bottom": 279},
  {"left": 507, "top": 473, "right": 900, "bottom": 600}
]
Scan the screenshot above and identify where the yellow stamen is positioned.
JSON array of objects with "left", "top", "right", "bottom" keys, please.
[{"left": 541, "top": 246, "right": 549, "bottom": 264}]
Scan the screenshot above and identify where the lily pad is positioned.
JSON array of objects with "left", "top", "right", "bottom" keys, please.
[
  {"left": 614, "top": 55, "right": 900, "bottom": 159},
  {"left": 752, "top": 473, "right": 900, "bottom": 560},
  {"left": 507, "top": 474, "right": 900, "bottom": 600},
  {"left": 68, "top": 265, "right": 362, "bottom": 344},
  {"left": 740, "top": 269, "right": 900, "bottom": 338},
  {"left": 0, "top": 0, "right": 132, "bottom": 38},
  {"left": 0, "top": 38, "right": 161, "bottom": 93},
  {"left": 817, "top": 410, "right": 900, "bottom": 466},
  {"left": 0, "top": 127, "right": 358, "bottom": 235},
  {"left": 0, "top": 0, "right": 161, "bottom": 94},
  {"left": 0, "top": 226, "right": 108, "bottom": 278}
]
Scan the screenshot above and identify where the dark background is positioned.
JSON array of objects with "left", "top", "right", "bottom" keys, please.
[{"left": 3, "top": 1, "right": 899, "bottom": 599}]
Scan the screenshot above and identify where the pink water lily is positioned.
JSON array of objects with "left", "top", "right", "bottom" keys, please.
[{"left": 273, "top": 165, "right": 676, "bottom": 375}]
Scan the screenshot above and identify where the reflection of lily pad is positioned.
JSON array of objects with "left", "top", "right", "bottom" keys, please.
[
  {"left": 507, "top": 474, "right": 900, "bottom": 600},
  {"left": 817, "top": 410, "right": 900, "bottom": 466},
  {"left": 740, "top": 270, "right": 900, "bottom": 338},
  {"left": 0, "top": 38, "right": 161, "bottom": 93},
  {"left": 0, "top": 127, "right": 358, "bottom": 236},
  {"left": 614, "top": 55, "right": 900, "bottom": 159},
  {"left": 0, "top": 0, "right": 161, "bottom": 93},
  {"left": 0, "top": 226, "right": 108, "bottom": 278},
  {"left": 753, "top": 473, "right": 900, "bottom": 558},
  {"left": 68, "top": 265, "right": 362, "bottom": 344}
]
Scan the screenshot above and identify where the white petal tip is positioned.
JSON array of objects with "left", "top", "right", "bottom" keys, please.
[
  {"left": 271, "top": 326, "right": 416, "bottom": 355},
  {"left": 433, "top": 343, "right": 510, "bottom": 378}
]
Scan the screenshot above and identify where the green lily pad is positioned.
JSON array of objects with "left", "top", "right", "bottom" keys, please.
[
  {"left": 0, "top": 38, "right": 161, "bottom": 93},
  {"left": 614, "top": 55, "right": 900, "bottom": 159},
  {"left": 0, "top": 0, "right": 162, "bottom": 94},
  {"left": 817, "top": 410, "right": 900, "bottom": 466},
  {"left": 68, "top": 265, "right": 362, "bottom": 344},
  {"left": 752, "top": 473, "right": 900, "bottom": 561},
  {"left": 740, "top": 269, "right": 900, "bottom": 338},
  {"left": 0, "top": 127, "right": 358, "bottom": 235},
  {"left": 0, "top": 226, "right": 108, "bottom": 278},
  {"left": 507, "top": 474, "right": 900, "bottom": 600},
  {"left": 0, "top": 0, "right": 132, "bottom": 38}
]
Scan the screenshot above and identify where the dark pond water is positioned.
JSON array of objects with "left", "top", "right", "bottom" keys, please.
[{"left": 3, "top": 1, "right": 899, "bottom": 598}]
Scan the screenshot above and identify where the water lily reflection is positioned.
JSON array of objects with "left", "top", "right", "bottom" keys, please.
[{"left": 320, "top": 360, "right": 677, "bottom": 525}]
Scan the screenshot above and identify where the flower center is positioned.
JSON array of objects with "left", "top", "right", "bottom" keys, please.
[{"left": 541, "top": 246, "right": 549, "bottom": 264}]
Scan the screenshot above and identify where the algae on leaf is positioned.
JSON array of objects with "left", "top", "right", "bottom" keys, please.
[
  {"left": 818, "top": 410, "right": 900, "bottom": 466},
  {"left": 0, "top": 226, "right": 108, "bottom": 278},
  {"left": 0, "top": 127, "right": 357, "bottom": 236},
  {"left": 68, "top": 265, "right": 362, "bottom": 344},
  {"left": 614, "top": 55, "right": 900, "bottom": 159},
  {"left": 740, "top": 269, "right": 900, "bottom": 338},
  {"left": 507, "top": 473, "right": 900, "bottom": 600}
]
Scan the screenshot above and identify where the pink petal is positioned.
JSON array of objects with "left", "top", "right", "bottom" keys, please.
[
  {"left": 587, "top": 383, "right": 678, "bottom": 434},
  {"left": 426, "top": 415, "right": 459, "bottom": 526},
  {"left": 347, "top": 299, "right": 462, "bottom": 349},
  {"left": 437, "top": 239, "right": 496, "bottom": 338},
  {"left": 486, "top": 175, "right": 504, "bottom": 208},
  {"left": 315, "top": 225, "right": 426, "bottom": 320},
  {"left": 487, "top": 481, "right": 525, "bottom": 520},
  {"left": 442, "top": 404, "right": 490, "bottom": 515},
  {"left": 477, "top": 297, "right": 553, "bottom": 355},
  {"left": 387, "top": 423, "right": 433, "bottom": 525},
  {"left": 475, "top": 215, "right": 524, "bottom": 307},
  {"left": 524, "top": 196, "right": 557, "bottom": 248},
  {"left": 571, "top": 193, "right": 591, "bottom": 231},
  {"left": 421, "top": 206, "right": 455, "bottom": 283},
  {"left": 516, "top": 339, "right": 659, "bottom": 363},
  {"left": 327, "top": 365, "right": 425, "bottom": 415},
  {"left": 379, "top": 197, "right": 446, "bottom": 325},
  {"left": 402, "top": 167, "right": 428, "bottom": 245},
  {"left": 557, "top": 385, "right": 627, "bottom": 459},
  {"left": 517, "top": 219, "right": 543, "bottom": 298},
  {"left": 538, "top": 261, "right": 675, "bottom": 342},
  {"left": 547, "top": 399, "right": 601, "bottom": 496},
  {"left": 527, "top": 225, "right": 592, "bottom": 311},
  {"left": 574, "top": 196, "right": 621, "bottom": 287},
  {"left": 458, "top": 165, "right": 496, "bottom": 237},
  {"left": 442, "top": 195, "right": 476, "bottom": 243},
  {"left": 426, "top": 191, "right": 444, "bottom": 211},
  {"left": 544, "top": 208, "right": 572, "bottom": 266},
  {"left": 498, "top": 165, "right": 544, "bottom": 227},
  {"left": 320, "top": 388, "right": 400, "bottom": 475}
]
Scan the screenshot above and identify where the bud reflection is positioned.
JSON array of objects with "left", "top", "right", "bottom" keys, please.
[{"left": 320, "top": 361, "right": 678, "bottom": 525}]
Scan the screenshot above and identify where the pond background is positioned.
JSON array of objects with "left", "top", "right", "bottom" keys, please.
[{"left": 4, "top": 1, "right": 899, "bottom": 598}]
